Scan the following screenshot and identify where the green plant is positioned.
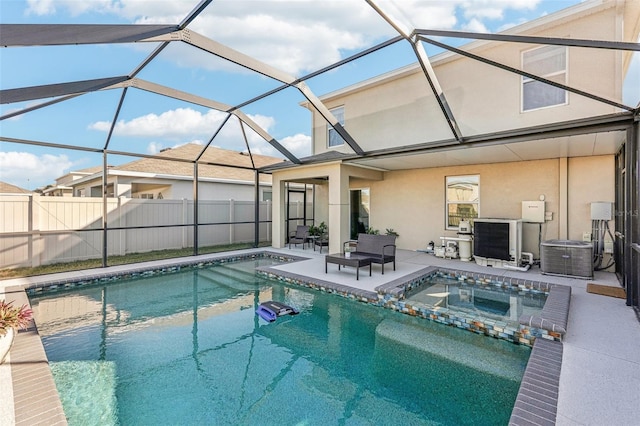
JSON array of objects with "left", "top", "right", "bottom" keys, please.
[
  {"left": 310, "top": 221, "right": 327, "bottom": 237},
  {"left": 0, "top": 301, "right": 33, "bottom": 337},
  {"left": 365, "top": 227, "right": 380, "bottom": 235},
  {"left": 385, "top": 228, "right": 399, "bottom": 237}
]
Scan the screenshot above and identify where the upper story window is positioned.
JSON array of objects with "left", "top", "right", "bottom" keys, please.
[
  {"left": 522, "top": 46, "right": 567, "bottom": 112},
  {"left": 446, "top": 175, "right": 479, "bottom": 230},
  {"left": 327, "top": 106, "right": 345, "bottom": 147}
]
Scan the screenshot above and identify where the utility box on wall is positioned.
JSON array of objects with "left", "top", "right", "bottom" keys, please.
[
  {"left": 591, "top": 202, "right": 613, "bottom": 221},
  {"left": 522, "top": 201, "right": 545, "bottom": 223}
]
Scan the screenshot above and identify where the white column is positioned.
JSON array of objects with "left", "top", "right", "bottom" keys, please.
[
  {"left": 271, "top": 176, "right": 286, "bottom": 248},
  {"left": 328, "top": 165, "right": 350, "bottom": 254}
]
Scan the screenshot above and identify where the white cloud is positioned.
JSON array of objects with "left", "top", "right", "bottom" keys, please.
[
  {"left": 0, "top": 151, "right": 74, "bottom": 190},
  {"left": 20, "top": 1, "right": 465, "bottom": 75},
  {"left": 461, "top": 0, "right": 540, "bottom": 20},
  {"left": 20, "top": 0, "right": 551, "bottom": 75},
  {"left": 26, "top": 0, "right": 118, "bottom": 16},
  {"left": 249, "top": 133, "right": 311, "bottom": 159},
  {"left": 89, "top": 107, "right": 309, "bottom": 157},
  {"left": 90, "top": 108, "right": 229, "bottom": 139},
  {"left": 381, "top": 1, "right": 458, "bottom": 31},
  {"left": 25, "top": 0, "right": 56, "bottom": 15},
  {"left": 280, "top": 133, "right": 312, "bottom": 158},
  {"left": 462, "top": 18, "right": 489, "bottom": 34}
]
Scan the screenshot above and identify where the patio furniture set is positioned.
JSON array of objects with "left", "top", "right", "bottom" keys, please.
[
  {"left": 290, "top": 226, "right": 397, "bottom": 280},
  {"left": 288, "top": 225, "right": 329, "bottom": 252}
]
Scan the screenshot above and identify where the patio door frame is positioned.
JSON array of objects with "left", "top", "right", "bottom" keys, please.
[
  {"left": 285, "top": 184, "right": 309, "bottom": 241},
  {"left": 350, "top": 188, "right": 370, "bottom": 240},
  {"left": 615, "top": 123, "right": 639, "bottom": 314}
]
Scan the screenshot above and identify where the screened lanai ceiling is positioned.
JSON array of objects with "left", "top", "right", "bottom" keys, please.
[{"left": 1, "top": 0, "right": 639, "bottom": 188}]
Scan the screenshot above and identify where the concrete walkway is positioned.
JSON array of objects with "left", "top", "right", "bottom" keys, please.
[{"left": 1, "top": 247, "right": 638, "bottom": 425}]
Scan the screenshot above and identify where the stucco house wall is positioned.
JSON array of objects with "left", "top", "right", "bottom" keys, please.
[{"left": 349, "top": 155, "right": 613, "bottom": 259}]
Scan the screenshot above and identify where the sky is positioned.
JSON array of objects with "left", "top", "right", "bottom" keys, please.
[{"left": 1, "top": 0, "right": 639, "bottom": 190}]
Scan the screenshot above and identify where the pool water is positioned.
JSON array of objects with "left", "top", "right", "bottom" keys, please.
[{"left": 30, "top": 258, "right": 531, "bottom": 425}]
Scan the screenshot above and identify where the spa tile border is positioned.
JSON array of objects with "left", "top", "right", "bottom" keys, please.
[{"left": 374, "top": 266, "right": 571, "bottom": 345}]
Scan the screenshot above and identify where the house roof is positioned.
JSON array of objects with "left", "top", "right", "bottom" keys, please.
[
  {"left": 106, "top": 144, "right": 284, "bottom": 183},
  {"left": 0, "top": 181, "right": 31, "bottom": 194}
]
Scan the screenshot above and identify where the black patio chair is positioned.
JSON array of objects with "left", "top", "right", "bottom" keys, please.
[{"left": 288, "top": 225, "right": 309, "bottom": 249}]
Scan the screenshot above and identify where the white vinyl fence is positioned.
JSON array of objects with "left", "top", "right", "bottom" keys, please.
[{"left": 0, "top": 195, "right": 293, "bottom": 268}]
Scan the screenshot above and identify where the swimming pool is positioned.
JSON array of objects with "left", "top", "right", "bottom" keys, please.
[{"left": 29, "top": 257, "right": 531, "bottom": 425}]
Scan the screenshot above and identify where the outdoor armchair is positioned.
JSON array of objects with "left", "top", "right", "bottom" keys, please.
[{"left": 289, "top": 225, "right": 310, "bottom": 249}]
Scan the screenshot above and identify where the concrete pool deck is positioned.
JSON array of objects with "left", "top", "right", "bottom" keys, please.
[{"left": 1, "top": 247, "right": 638, "bottom": 425}]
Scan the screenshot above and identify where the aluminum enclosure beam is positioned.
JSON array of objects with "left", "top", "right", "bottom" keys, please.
[
  {"left": 365, "top": 0, "right": 464, "bottom": 143},
  {"left": 413, "top": 29, "right": 640, "bottom": 52},
  {"left": 0, "top": 24, "right": 178, "bottom": 47},
  {"left": 171, "top": 29, "right": 364, "bottom": 155},
  {"left": 1, "top": 75, "right": 301, "bottom": 164},
  {"left": 0, "top": 76, "right": 129, "bottom": 104},
  {"left": 259, "top": 112, "right": 636, "bottom": 172},
  {"left": 0, "top": 136, "right": 259, "bottom": 171},
  {"left": 419, "top": 36, "right": 636, "bottom": 113},
  {"left": 358, "top": 112, "right": 635, "bottom": 160},
  {"left": 124, "top": 78, "right": 301, "bottom": 164}
]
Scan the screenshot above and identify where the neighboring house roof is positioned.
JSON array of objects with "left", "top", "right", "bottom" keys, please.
[
  {"left": 58, "top": 144, "right": 287, "bottom": 189},
  {"left": 113, "top": 144, "right": 284, "bottom": 183},
  {"left": 0, "top": 181, "right": 31, "bottom": 194},
  {"left": 55, "top": 165, "right": 112, "bottom": 185},
  {"left": 74, "top": 165, "right": 105, "bottom": 174}
]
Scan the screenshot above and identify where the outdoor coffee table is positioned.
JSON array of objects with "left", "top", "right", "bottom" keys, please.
[{"left": 325, "top": 253, "right": 372, "bottom": 280}]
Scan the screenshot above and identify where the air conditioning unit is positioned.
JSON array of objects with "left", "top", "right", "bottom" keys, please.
[{"left": 541, "top": 240, "right": 593, "bottom": 279}]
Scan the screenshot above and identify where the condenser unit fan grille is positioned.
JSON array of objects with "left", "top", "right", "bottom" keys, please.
[{"left": 541, "top": 240, "right": 593, "bottom": 279}]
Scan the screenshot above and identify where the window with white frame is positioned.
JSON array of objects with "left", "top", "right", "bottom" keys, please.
[
  {"left": 446, "top": 175, "right": 479, "bottom": 229},
  {"left": 327, "top": 106, "right": 345, "bottom": 147},
  {"left": 522, "top": 45, "right": 567, "bottom": 112}
]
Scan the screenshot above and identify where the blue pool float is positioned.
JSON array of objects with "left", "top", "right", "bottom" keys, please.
[{"left": 256, "top": 301, "right": 299, "bottom": 322}]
